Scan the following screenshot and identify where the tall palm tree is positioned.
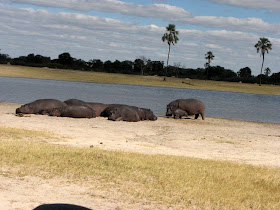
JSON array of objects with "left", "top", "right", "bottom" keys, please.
[
  {"left": 205, "top": 51, "right": 215, "bottom": 79},
  {"left": 255, "top": 37, "right": 272, "bottom": 86},
  {"left": 162, "top": 24, "right": 179, "bottom": 80}
]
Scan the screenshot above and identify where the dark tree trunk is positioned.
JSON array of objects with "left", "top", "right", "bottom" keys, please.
[{"left": 259, "top": 54, "right": 264, "bottom": 86}]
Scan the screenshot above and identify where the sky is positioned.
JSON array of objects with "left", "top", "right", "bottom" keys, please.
[{"left": 0, "top": 0, "right": 280, "bottom": 76}]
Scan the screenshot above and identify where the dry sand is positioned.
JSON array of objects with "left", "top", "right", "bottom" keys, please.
[{"left": 1, "top": 102, "right": 280, "bottom": 209}]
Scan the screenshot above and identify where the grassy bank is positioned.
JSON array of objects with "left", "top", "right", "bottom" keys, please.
[
  {"left": 0, "top": 64, "right": 279, "bottom": 95},
  {"left": 1, "top": 126, "right": 280, "bottom": 209}
]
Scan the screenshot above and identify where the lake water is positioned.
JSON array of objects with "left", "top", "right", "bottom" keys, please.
[{"left": 0, "top": 76, "right": 279, "bottom": 123}]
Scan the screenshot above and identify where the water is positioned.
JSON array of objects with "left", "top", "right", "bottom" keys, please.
[{"left": 0, "top": 76, "right": 279, "bottom": 123}]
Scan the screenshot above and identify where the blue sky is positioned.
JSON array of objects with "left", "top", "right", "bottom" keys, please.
[{"left": 0, "top": 0, "right": 279, "bottom": 75}]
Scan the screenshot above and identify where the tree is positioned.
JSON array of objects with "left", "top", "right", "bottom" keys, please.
[
  {"left": 162, "top": 24, "right": 179, "bottom": 80},
  {"left": 205, "top": 51, "right": 215, "bottom": 66},
  {"left": 237, "top": 67, "right": 252, "bottom": 79},
  {"left": 0, "top": 49, "right": 11, "bottom": 64},
  {"left": 88, "top": 59, "right": 104, "bottom": 71},
  {"left": 136, "top": 56, "right": 149, "bottom": 75},
  {"left": 255, "top": 37, "right": 272, "bottom": 86},
  {"left": 58, "top": 52, "right": 73, "bottom": 68},
  {"left": 204, "top": 51, "right": 215, "bottom": 79},
  {"left": 173, "top": 62, "right": 181, "bottom": 78},
  {"left": 264, "top": 67, "right": 271, "bottom": 77}
]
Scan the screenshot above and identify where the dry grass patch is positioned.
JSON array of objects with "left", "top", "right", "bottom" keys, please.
[
  {"left": 0, "top": 126, "right": 65, "bottom": 143},
  {"left": 1, "top": 127, "right": 280, "bottom": 209},
  {"left": 1, "top": 64, "right": 279, "bottom": 95}
]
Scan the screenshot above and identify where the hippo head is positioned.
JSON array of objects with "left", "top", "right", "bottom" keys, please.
[
  {"left": 49, "top": 108, "right": 61, "bottom": 117},
  {"left": 16, "top": 104, "right": 32, "bottom": 114},
  {"left": 108, "top": 108, "right": 121, "bottom": 121},
  {"left": 145, "top": 109, "right": 157, "bottom": 121},
  {"left": 166, "top": 105, "right": 173, "bottom": 116}
]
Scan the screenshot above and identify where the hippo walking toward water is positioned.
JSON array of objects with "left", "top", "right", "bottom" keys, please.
[
  {"left": 16, "top": 99, "right": 67, "bottom": 114},
  {"left": 49, "top": 105, "right": 96, "bottom": 118},
  {"left": 166, "top": 99, "right": 205, "bottom": 120}
]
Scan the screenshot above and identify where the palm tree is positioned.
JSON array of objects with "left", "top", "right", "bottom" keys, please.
[
  {"left": 205, "top": 51, "right": 215, "bottom": 79},
  {"left": 162, "top": 24, "right": 179, "bottom": 80},
  {"left": 205, "top": 51, "right": 215, "bottom": 65},
  {"left": 255, "top": 37, "right": 272, "bottom": 86},
  {"left": 264, "top": 67, "right": 271, "bottom": 77}
]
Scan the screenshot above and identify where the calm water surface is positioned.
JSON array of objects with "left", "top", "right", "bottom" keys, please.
[{"left": 0, "top": 76, "right": 279, "bottom": 123}]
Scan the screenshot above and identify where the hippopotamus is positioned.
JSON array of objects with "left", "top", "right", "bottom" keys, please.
[
  {"left": 166, "top": 99, "right": 205, "bottom": 120},
  {"left": 64, "top": 99, "right": 88, "bottom": 106},
  {"left": 108, "top": 106, "right": 141, "bottom": 122},
  {"left": 64, "top": 99, "right": 107, "bottom": 117},
  {"left": 86, "top": 103, "right": 108, "bottom": 117},
  {"left": 101, "top": 104, "right": 157, "bottom": 121},
  {"left": 49, "top": 105, "right": 96, "bottom": 118},
  {"left": 138, "top": 108, "right": 157, "bottom": 121},
  {"left": 16, "top": 99, "right": 67, "bottom": 114},
  {"left": 172, "top": 108, "right": 188, "bottom": 119}
]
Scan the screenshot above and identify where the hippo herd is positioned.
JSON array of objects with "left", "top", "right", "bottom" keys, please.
[{"left": 15, "top": 98, "right": 206, "bottom": 122}]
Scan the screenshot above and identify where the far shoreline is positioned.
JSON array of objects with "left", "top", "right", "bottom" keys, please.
[
  {"left": 0, "top": 64, "right": 279, "bottom": 95},
  {"left": 2, "top": 74, "right": 277, "bottom": 97}
]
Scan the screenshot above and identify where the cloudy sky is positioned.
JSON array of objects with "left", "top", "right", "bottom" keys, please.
[{"left": 0, "top": 0, "right": 279, "bottom": 75}]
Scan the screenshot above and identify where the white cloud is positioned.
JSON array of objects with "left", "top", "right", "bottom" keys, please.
[
  {"left": 206, "top": 0, "right": 280, "bottom": 12},
  {"left": 2, "top": 0, "right": 280, "bottom": 36},
  {"left": 0, "top": 4, "right": 279, "bottom": 75}
]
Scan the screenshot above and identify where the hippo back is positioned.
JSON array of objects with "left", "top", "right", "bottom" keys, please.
[
  {"left": 16, "top": 99, "right": 67, "bottom": 114},
  {"left": 177, "top": 99, "right": 205, "bottom": 115}
]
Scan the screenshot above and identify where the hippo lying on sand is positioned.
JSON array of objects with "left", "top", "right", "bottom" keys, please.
[
  {"left": 49, "top": 105, "right": 96, "bottom": 118},
  {"left": 64, "top": 99, "right": 107, "bottom": 117},
  {"left": 108, "top": 106, "right": 141, "bottom": 122},
  {"left": 16, "top": 99, "right": 67, "bottom": 114},
  {"left": 102, "top": 104, "right": 157, "bottom": 121},
  {"left": 166, "top": 99, "right": 205, "bottom": 120}
]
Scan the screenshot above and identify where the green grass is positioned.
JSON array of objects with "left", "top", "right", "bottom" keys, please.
[
  {"left": 1, "top": 126, "right": 280, "bottom": 209},
  {"left": 0, "top": 64, "right": 279, "bottom": 95}
]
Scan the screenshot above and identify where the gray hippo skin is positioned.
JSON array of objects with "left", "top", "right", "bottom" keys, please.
[
  {"left": 102, "top": 104, "right": 157, "bottom": 121},
  {"left": 108, "top": 106, "right": 141, "bottom": 122},
  {"left": 86, "top": 103, "right": 108, "bottom": 117},
  {"left": 173, "top": 108, "right": 188, "bottom": 119},
  {"left": 49, "top": 105, "right": 96, "bottom": 118},
  {"left": 140, "top": 108, "right": 157, "bottom": 121},
  {"left": 166, "top": 99, "right": 205, "bottom": 120},
  {"left": 64, "top": 99, "right": 87, "bottom": 106},
  {"left": 64, "top": 99, "right": 107, "bottom": 117},
  {"left": 16, "top": 99, "right": 67, "bottom": 114}
]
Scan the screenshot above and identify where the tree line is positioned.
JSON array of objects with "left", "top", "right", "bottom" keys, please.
[{"left": 0, "top": 50, "right": 279, "bottom": 85}]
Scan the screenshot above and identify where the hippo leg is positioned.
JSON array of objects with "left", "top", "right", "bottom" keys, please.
[
  {"left": 174, "top": 115, "right": 179, "bottom": 119},
  {"left": 201, "top": 111, "right": 205, "bottom": 120}
]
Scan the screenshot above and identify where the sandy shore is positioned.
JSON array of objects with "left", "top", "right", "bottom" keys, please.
[{"left": 1, "top": 102, "right": 280, "bottom": 209}]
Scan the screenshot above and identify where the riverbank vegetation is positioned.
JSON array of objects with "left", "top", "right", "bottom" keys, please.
[
  {"left": 1, "top": 126, "right": 280, "bottom": 209},
  {"left": 0, "top": 64, "right": 279, "bottom": 95},
  {"left": 0, "top": 50, "right": 280, "bottom": 85}
]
